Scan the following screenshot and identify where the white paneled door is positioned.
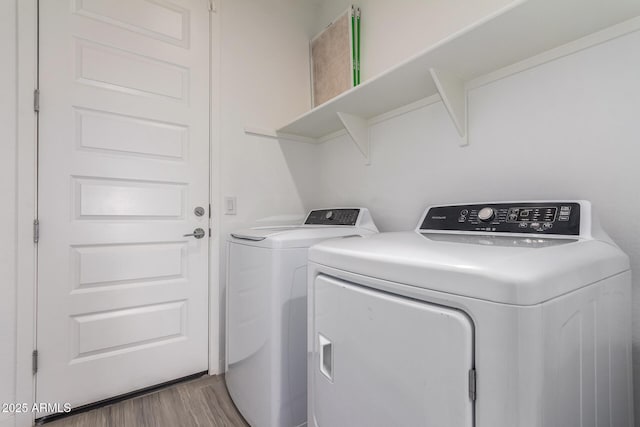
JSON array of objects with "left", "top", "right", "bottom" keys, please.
[{"left": 37, "top": 0, "right": 210, "bottom": 413}]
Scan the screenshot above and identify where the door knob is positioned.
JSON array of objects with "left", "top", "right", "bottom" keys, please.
[{"left": 184, "top": 228, "right": 206, "bottom": 239}]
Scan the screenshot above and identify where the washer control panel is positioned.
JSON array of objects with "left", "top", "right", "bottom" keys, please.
[
  {"left": 420, "top": 202, "right": 581, "bottom": 235},
  {"left": 305, "top": 209, "right": 361, "bottom": 226}
]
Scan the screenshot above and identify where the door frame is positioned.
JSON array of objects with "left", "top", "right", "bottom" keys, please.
[
  {"left": 209, "top": 1, "right": 224, "bottom": 376},
  {"left": 14, "top": 2, "right": 222, "bottom": 426},
  {"left": 15, "top": 1, "right": 38, "bottom": 426}
]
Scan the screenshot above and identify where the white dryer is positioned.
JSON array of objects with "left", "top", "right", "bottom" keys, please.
[
  {"left": 307, "top": 201, "right": 633, "bottom": 427},
  {"left": 226, "top": 208, "right": 378, "bottom": 427}
]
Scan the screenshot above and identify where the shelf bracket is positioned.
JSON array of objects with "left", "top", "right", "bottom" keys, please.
[
  {"left": 430, "top": 68, "right": 468, "bottom": 146},
  {"left": 336, "top": 112, "right": 370, "bottom": 164}
]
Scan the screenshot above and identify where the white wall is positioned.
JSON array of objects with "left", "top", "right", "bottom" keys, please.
[
  {"left": 309, "top": 0, "right": 514, "bottom": 81},
  {"left": 291, "top": 29, "right": 640, "bottom": 421},
  {"left": 217, "top": 0, "right": 320, "bottom": 234},
  {"left": 213, "top": 0, "right": 319, "bottom": 369},
  {"left": 0, "top": 1, "right": 18, "bottom": 426}
]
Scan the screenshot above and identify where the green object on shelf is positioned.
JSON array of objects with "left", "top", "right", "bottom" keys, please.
[
  {"left": 356, "top": 7, "right": 361, "bottom": 85},
  {"left": 351, "top": 5, "right": 356, "bottom": 87}
]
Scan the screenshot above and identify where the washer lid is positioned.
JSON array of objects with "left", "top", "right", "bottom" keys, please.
[
  {"left": 308, "top": 231, "right": 630, "bottom": 305},
  {"left": 229, "top": 226, "right": 375, "bottom": 249},
  {"left": 228, "top": 207, "right": 378, "bottom": 248}
]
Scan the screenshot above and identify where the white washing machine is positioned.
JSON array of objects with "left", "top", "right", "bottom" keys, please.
[
  {"left": 226, "top": 208, "right": 378, "bottom": 427},
  {"left": 307, "top": 201, "right": 633, "bottom": 427}
]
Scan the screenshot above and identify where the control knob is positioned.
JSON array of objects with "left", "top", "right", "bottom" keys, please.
[
  {"left": 478, "top": 207, "right": 495, "bottom": 222},
  {"left": 325, "top": 210, "right": 334, "bottom": 220}
]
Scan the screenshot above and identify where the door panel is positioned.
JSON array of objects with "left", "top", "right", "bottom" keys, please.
[
  {"left": 75, "top": 108, "right": 187, "bottom": 159},
  {"left": 74, "top": 0, "right": 190, "bottom": 47},
  {"left": 37, "top": 0, "right": 210, "bottom": 411},
  {"left": 310, "top": 275, "right": 474, "bottom": 427}
]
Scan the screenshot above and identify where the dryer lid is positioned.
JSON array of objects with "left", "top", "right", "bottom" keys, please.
[{"left": 308, "top": 231, "right": 629, "bottom": 305}]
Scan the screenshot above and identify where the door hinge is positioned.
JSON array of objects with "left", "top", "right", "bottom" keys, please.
[
  {"left": 208, "top": 228, "right": 212, "bottom": 237},
  {"left": 468, "top": 369, "right": 477, "bottom": 401},
  {"left": 33, "top": 89, "right": 40, "bottom": 112},
  {"left": 33, "top": 219, "right": 39, "bottom": 243},
  {"left": 208, "top": 0, "right": 216, "bottom": 12},
  {"left": 32, "top": 350, "right": 38, "bottom": 375},
  {"left": 208, "top": 203, "right": 212, "bottom": 219}
]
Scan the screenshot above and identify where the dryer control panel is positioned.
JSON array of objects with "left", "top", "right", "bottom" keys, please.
[
  {"left": 420, "top": 202, "right": 581, "bottom": 235},
  {"left": 305, "top": 209, "right": 361, "bottom": 226}
]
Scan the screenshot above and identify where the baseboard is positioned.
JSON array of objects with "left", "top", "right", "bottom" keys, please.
[{"left": 36, "top": 371, "right": 208, "bottom": 425}]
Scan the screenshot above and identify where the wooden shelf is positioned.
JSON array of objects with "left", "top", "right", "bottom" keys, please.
[{"left": 266, "top": 0, "right": 640, "bottom": 161}]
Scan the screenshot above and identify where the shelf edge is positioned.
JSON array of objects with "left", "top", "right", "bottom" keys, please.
[{"left": 244, "top": 127, "right": 319, "bottom": 144}]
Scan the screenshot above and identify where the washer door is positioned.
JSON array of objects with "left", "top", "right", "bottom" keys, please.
[{"left": 310, "top": 275, "right": 475, "bottom": 427}]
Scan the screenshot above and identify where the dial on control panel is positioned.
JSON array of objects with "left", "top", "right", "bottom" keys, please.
[{"left": 477, "top": 207, "right": 495, "bottom": 222}]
